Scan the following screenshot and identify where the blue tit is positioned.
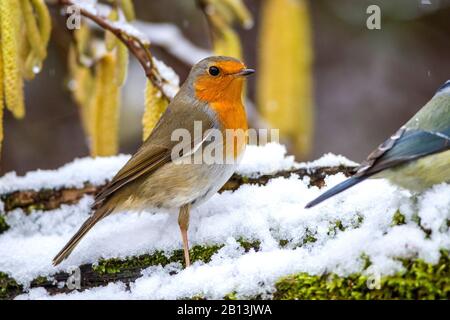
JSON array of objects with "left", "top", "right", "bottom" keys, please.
[{"left": 306, "top": 80, "right": 450, "bottom": 208}]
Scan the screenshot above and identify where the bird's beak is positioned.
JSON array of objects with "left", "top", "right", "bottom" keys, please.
[{"left": 235, "top": 68, "right": 255, "bottom": 77}]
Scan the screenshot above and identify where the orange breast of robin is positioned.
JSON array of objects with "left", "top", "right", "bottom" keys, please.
[
  {"left": 194, "top": 63, "right": 248, "bottom": 160},
  {"left": 211, "top": 98, "right": 248, "bottom": 160}
]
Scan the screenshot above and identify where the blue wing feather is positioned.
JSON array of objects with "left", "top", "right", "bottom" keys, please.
[
  {"left": 305, "top": 126, "right": 450, "bottom": 208},
  {"left": 363, "top": 126, "right": 450, "bottom": 175}
]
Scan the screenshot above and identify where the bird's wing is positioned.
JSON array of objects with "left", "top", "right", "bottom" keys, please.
[
  {"left": 355, "top": 126, "right": 450, "bottom": 177},
  {"left": 305, "top": 126, "right": 450, "bottom": 208},
  {"left": 94, "top": 104, "right": 217, "bottom": 206}
]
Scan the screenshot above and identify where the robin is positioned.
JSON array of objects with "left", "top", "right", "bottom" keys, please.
[{"left": 53, "top": 56, "right": 255, "bottom": 267}]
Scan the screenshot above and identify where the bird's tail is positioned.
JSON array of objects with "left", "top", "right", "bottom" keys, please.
[
  {"left": 305, "top": 176, "right": 365, "bottom": 208},
  {"left": 52, "top": 205, "right": 113, "bottom": 266}
]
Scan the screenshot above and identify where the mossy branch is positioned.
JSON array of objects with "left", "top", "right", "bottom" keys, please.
[
  {"left": 1, "top": 246, "right": 448, "bottom": 300},
  {"left": 0, "top": 241, "right": 259, "bottom": 299},
  {"left": 274, "top": 254, "right": 450, "bottom": 300},
  {"left": 0, "top": 165, "right": 356, "bottom": 214},
  {"left": 1, "top": 163, "right": 448, "bottom": 300}
]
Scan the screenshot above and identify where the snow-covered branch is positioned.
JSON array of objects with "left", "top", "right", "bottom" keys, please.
[
  {"left": 55, "top": 0, "right": 172, "bottom": 101},
  {"left": 1, "top": 144, "right": 448, "bottom": 300}
]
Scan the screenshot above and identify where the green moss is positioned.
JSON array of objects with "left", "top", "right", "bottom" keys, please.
[
  {"left": 411, "top": 213, "right": 432, "bottom": 238},
  {"left": 224, "top": 292, "right": 238, "bottom": 300},
  {"left": 0, "top": 215, "right": 9, "bottom": 234},
  {"left": 274, "top": 254, "right": 449, "bottom": 300},
  {"left": 93, "top": 244, "right": 226, "bottom": 275},
  {"left": 32, "top": 276, "right": 50, "bottom": 286},
  {"left": 303, "top": 229, "right": 317, "bottom": 245},
  {"left": 279, "top": 239, "right": 289, "bottom": 247},
  {"left": 392, "top": 210, "right": 406, "bottom": 226},
  {"left": 93, "top": 251, "right": 172, "bottom": 275},
  {"left": 92, "top": 240, "right": 266, "bottom": 276},
  {"left": 189, "top": 295, "right": 206, "bottom": 300},
  {"left": 327, "top": 220, "right": 345, "bottom": 237},
  {"left": 24, "top": 204, "right": 46, "bottom": 214},
  {"left": 2, "top": 240, "right": 447, "bottom": 300},
  {"left": 0, "top": 272, "right": 22, "bottom": 300},
  {"left": 237, "top": 238, "right": 261, "bottom": 252},
  {"left": 353, "top": 214, "right": 364, "bottom": 228},
  {"left": 277, "top": 231, "right": 318, "bottom": 250},
  {"left": 191, "top": 245, "right": 224, "bottom": 262},
  {"left": 0, "top": 240, "right": 264, "bottom": 299},
  {"left": 241, "top": 176, "right": 250, "bottom": 184},
  {"left": 360, "top": 253, "right": 372, "bottom": 270}
]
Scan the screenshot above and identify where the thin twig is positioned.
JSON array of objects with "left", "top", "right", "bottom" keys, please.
[{"left": 55, "top": 0, "right": 170, "bottom": 101}]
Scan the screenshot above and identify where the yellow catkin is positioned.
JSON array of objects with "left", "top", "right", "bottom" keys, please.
[
  {"left": 105, "top": 8, "right": 118, "bottom": 51},
  {"left": 76, "top": 65, "right": 95, "bottom": 137},
  {"left": 120, "top": 0, "right": 136, "bottom": 21},
  {"left": 22, "top": 51, "right": 41, "bottom": 80},
  {"left": 142, "top": 80, "right": 168, "bottom": 141},
  {"left": 105, "top": 8, "right": 128, "bottom": 87},
  {"left": 68, "top": 45, "right": 95, "bottom": 136},
  {"left": 74, "top": 23, "right": 90, "bottom": 58},
  {"left": 90, "top": 53, "right": 121, "bottom": 157},
  {"left": 19, "top": 34, "right": 34, "bottom": 81},
  {"left": 114, "top": 42, "right": 128, "bottom": 86},
  {"left": 19, "top": 0, "right": 50, "bottom": 80},
  {"left": 31, "top": 0, "right": 51, "bottom": 45},
  {"left": 20, "top": 0, "right": 46, "bottom": 59},
  {"left": 17, "top": 9, "right": 33, "bottom": 80},
  {"left": 0, "top": 0, "right": 25, "bottom": 119},
  {"left": 257, "top": 0, "right": 313, "bottom": 158},
  {"left": 0, "top": 92, "right": 3, "bottom": 153},
  {"left": 20, "top": 0, "right": 51, "bottom": 80}
]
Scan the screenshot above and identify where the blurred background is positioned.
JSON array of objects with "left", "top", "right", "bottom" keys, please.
[{"left": 2, "top": 0, "right": 450, "bottom": 175}]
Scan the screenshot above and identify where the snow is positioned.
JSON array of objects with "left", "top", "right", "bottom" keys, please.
[
  {"left": 237, "top": 144, "right": 357, "bottom": 177},
  {"left": 298, "top": 152, "right": 359, "bottom": 169},
  {"left": 71, "top": 0, "right": 149, "bottom": 45},
  {"left": 236, "top": 143, "right": 296, "bottom": 177},
  {"left": 111, "top": 20, "right": 149, "bottom": 45},
  {"left": 0, "top": 143, "right": 448, "bottom": 299},
  {"left": 0, "top": 154, "right": 130, "bottom": 194},
  {"left": 153, "top": 58, "right": 180, "bottom": 99}
]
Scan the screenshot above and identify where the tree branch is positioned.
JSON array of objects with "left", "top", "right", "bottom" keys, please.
[
  {"left": 55, "top": 0, "right": 171, "bottom": 101},
  {"left": 0, "top": 165, "right": 357, "bottom": 299},
  {"left": 1, "top": 166, "right": 356, "bottom": 213}
]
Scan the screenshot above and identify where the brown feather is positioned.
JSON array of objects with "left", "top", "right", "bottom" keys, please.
[
  {"left": 93, "top": 101, "right": 216, "bottom": 207},
  {"left": 53, "top": 204, "right": 113, "bottom": 266}
]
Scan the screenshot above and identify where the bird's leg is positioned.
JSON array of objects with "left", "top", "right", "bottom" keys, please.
[{"left": 178, "top": 204, "right": 191, "bottom": 267}]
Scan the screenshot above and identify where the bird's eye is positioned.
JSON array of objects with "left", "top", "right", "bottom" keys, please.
[{"left": 208, "top": 66, "right": 220, "bottom": 76}]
